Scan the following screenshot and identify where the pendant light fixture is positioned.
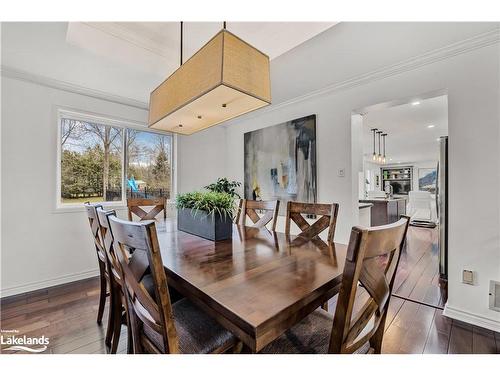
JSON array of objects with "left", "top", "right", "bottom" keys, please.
[
  {"left": 382, "top": 133, "right": 387, "bottom": 164},
  {"left": 377, "top": 130, "right": 383, "bottom": 162},
  {"left": 148, "top": 22, "right": 271, "bottom": 135},
  {"left": 371, "top": 128, "right": 378, "bottom": 161}
]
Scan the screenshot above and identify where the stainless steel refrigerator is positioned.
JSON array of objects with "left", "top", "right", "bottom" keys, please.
[{"left": 437, "top": 136, "right": 448, "bottom": 279}]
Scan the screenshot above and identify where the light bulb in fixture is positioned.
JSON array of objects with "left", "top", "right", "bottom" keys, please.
[
  {"left": 371, "top": 128, "right": 378, "bottom": 161},
  {"left": 411, "top": 101, "right": 421, "bottom": 106},
  {"left": 376, "top": 130, "right": 383, "bottom": 163},
  {"left": 427, "top": 124, "right": 435, "bottom": 128}
]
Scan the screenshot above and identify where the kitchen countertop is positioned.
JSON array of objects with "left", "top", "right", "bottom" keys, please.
[{"left": 360, "top": 197, "right": 407, "bottom": 202}]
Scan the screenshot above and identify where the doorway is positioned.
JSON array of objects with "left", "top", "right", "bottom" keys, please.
[{"left": 352, "top": 92, "right": 449, "bottom": 308}]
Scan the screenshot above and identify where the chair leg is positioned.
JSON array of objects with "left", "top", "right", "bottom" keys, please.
[
  {"left": 109, "top": 293, "right": 123, "bottom": 354},
  {"left": 369, "top": 313, "right": 388, "bottom": 354},
  {"left": 232, "top": 341, "right": 243, "bottom": 354},
  {"left": 127, "top": 323, "right": 133, "bottom": 354},
  {"left": 105, "top": 290, "right": 115, "bottom": 349},
  {"left": 96, "top": 263, "right": 107, "bottom": 325},
  {"left": 321, "top": 301, "right": 329, "bottom": 312}
]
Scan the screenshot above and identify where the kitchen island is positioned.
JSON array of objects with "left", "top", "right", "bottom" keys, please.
[{"left": 359, "top": 197, "right": 407, "bottom": 226}]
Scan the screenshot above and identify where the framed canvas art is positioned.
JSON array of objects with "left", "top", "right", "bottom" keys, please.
[
  {"left": 418, "top": 167, "right": 437, "bottom": 194},
  {"left": 243, "top": 115, "right": 317, "bottom": 214}
]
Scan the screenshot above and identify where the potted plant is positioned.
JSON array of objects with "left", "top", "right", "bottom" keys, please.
[{"left": 176, "top": 181, "right": 239, "bottom": 241}]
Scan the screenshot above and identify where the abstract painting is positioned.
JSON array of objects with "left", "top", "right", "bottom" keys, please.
[
  {"left": 244, "top": 115, "right": 317, "bottom": 214},
  {"left": 418, "top": 168, "right": 437, "bottom": 194}
]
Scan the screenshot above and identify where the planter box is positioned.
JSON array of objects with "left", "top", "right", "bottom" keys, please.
[{"left": 177, "top": 208, "right": 233, "bottom": 241}]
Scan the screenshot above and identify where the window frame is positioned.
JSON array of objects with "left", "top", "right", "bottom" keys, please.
[{"left": 55, "top": 108, "right": 175, "bottom": 211}]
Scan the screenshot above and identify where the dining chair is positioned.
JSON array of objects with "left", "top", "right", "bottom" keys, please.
[
  {"left": 96, "top": 207, "right": 131, "bottom": 354},
  {"left": 236, "top": 199, "right": 280, "bottom": 230},
  {"left": 108, "top": 215, "right": 238, "bottom": 354},
  {"left": 260, "top": 217, "right": 410, "bottom": 354},
  {"left": 286, "top": 201, "right": 340, "bottom": 311},
  {"left": 127, "top": 197, "right": 166, "bottom": 221},
  {"left": 84, "top": 203, "right": 108, "bottom": 326},
  {"left": 285, "top": 201, "right": 339, "bottom": 243}
]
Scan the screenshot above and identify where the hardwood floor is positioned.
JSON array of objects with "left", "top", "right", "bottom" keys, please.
[
  {"left": 1, "top": 226, "right": 498, "bottom": 354},
  {"left": 393, "top": 226, "right": 446, "bottom": 308}
]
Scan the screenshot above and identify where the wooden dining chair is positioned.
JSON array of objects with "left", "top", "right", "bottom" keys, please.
[
  {"left": 108, "top": 215, "right": 238, "bottom": 354},
  {"left": 127, "top": 197, "right": 166, "bottom": 221},
  {"left": 84, "top": 203, "right": 108, "bottom": 326},
  {"left": 260, "top": 217, "right": 410, "bottom": 354},
  {"left": 236, "top": 199, "right": 280, "bottom": 230},
  {"left": 96, "top": 207, "right": 131, "bottom": 354},
  {"left": 285, "top": 201, "right": 339, "bottom": 243}
]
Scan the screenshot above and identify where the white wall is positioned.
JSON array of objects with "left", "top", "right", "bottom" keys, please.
[
  {"left": 177, "top": 127, "right": 227, "bottom": 194},
  {"left": 177, "top": 23, "right": 500, "bottom": 331},
  {"left": 0, "top": 76, "right": 150, "bottom": 297}
]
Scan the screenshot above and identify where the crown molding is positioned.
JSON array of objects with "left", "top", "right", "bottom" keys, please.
[
  {"left": 222, "top": 27, "right": 500, "bottom": 126},
  {"left": 0, "top": 65, "right": 149, "bottom": 110},
  {"left": 2, "top": 28, "right": 498, "bottom": 118}
]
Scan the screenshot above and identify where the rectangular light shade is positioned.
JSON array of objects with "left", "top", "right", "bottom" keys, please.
[{"left": 148, "top": 30, "right": 271, "bottom": 135}]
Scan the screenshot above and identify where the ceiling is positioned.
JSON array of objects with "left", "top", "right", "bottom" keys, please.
[
  {"left": 66, "top": 22, "right": 336, "bottom": 79},
  {"left": 362, "top": 95, "right": 448, "bottom": 164}
]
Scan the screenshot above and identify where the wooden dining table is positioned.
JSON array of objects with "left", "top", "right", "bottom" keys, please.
[{"left": 155, "top": 219, "right": 348, "bottom": 353}]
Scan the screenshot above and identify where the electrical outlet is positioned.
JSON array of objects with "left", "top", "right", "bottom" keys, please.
[
  {"left": 462, "top": 270, "right": 474, "bottom": 285},
  {"left": 489, "top": 280, "right": 500, "bottom": 312},
  {"left": 338, "top": 168, "right": 345, "bottom": 177}
]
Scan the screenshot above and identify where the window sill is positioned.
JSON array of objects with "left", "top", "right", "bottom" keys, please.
[
  {"left": 52, "top": 203, "right": 128, "bottom": 214},
  {"left": 52, "top": 201, "right": 176, "bottom": 214}
]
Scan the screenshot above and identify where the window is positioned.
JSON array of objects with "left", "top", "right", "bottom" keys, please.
[
  {"left": 58, "top": 111, "right": 173, "bottom": 207},
  {"left": 126, "top": 130, "right": 172, "bottom": 200}
]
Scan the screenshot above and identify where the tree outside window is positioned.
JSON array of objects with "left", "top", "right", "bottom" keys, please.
[
  {"left": 60, "top": 118, "right": 122, "bottom": 204},
  {"left": 126, "top": 130, "right": 171, "bottom": 200}
]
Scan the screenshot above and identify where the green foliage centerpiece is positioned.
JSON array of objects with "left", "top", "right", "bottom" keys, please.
[{"left": 176, "top": 178, "right": 241, "bottom": 241}]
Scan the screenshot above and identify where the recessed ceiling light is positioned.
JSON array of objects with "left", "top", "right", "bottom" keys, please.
[
  {"left": 436, "top": 138, "right": 441, "bottom": 141},
  {"left": 411, "top": 101, "right": 421, "bottom": 106},
  {"left": 427, "top": 124, "right": 435, "bottom": 128}
]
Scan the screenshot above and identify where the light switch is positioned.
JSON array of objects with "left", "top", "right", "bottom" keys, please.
[
  {"left": 338, "top": 168, "right": 345, "bottom": 177},
  {"left": 462, "top": 270, "right": 474, "bottom": 285}
]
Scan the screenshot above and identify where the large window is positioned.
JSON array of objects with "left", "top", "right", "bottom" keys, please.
[{"left": 58, "top": 111, "right": 172, "bottom": 207}]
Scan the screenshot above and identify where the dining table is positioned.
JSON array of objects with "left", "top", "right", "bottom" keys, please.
[{"left": 155, "top": 219, "right": 348, "bottom": 353}]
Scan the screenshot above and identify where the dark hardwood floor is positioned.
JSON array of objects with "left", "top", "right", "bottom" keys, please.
[
  {"left": 1, "top": 227, "right": 498, "bottom": 354},
  {"left": 393, "top": 226, "right": 446, "bottom": 308}
]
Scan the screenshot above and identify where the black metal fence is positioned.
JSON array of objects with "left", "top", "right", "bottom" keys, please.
[
  {"left": 63, "top": 187, "right": 170, "bottom": 201},
  {"left": 124, "top": 187, "right": 170, "bottom": 200}
]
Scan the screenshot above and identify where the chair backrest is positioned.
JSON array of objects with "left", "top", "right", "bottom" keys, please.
[
  {"left": 329, "top": 217, "right": 410, "bottom": 354},
  {"left": 96, "top": 208, "right": 121, "bottom": 284},
  {"left": 237, "top": 199, "right": 280, "bottom": 230},
  {"left": 285, "top": 201, "right": 339, "bottom": 243},
  {"left": 109, "top": 215, "right": 179, "bottom": 353},
  {"left": 84, "top": 203, "right": 107, "bottom": 264},
  {"left": 127, "top": 197, "right": 166, "bottom": 221}
]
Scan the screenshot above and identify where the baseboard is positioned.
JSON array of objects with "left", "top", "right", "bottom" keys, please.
[
  {"left": 443, "top": 304, "right": 500, "bottom": 333},
  {"left": 0, "top": 269, "right": 100, "bottom": 299}
]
